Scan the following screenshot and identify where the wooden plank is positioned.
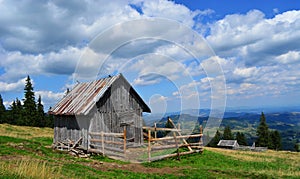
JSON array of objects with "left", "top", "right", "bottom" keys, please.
[
  {"left": 90, "top": 144, "right": 124, "bottom": 153},
  {"left": 88, "top": 149, "right": 124, "bottom": 158},
  {"left": 173, "top": 131, "right": 180, "bottom": 161},
  {"left": 190, "top": 146, "right": 203, "bottom": 149},
  {"left": 71, "top": 137, "right": 83, "bottom": 149},
  {"left": 139, "top": 108, "right": 143, "bottom": 145},
  {"left": 89, "top": 132, "right": 123, "bottom": 137},
  {"left": 142, "top": 127, "right": 181, "bottom": 132},
  {"left": 148, "top": 129, "right": 151, "bottom": 162},
  {"left": 154, "top": 123, "right": 157, "bottom": 139},
  {"left": 151, "top": 143, "right": 202, "bottom": 151},
  {"left": 150, "top": 134, "right": 203, "bottom": 141},
  {"left": 168, "top": 118, "right": 192, "bottom": 152},
  {"left": 183, "top": 142, "right": 202, "bottom": 146},
  {"left": 101, "top": 131, "right": 104, "bottom": 155},
  {"left": 151, "top": 144, "right": 177, "bottom": 151},
  {"left": 118, "top": 111, "right": 136, "bottom": 123},
  {"left": 149, "top": 150, "right": 196, "bottom": 162},
  {"left": 123, "top": 126, "right": 126, "bottom": 156},
  {"left": 90, "top": 139, "right": 123, "bottom": 145}
]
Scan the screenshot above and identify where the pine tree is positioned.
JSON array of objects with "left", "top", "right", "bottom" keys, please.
[
  {"left": 23, "top": 75, "right": 37, "bottom": 126},
  {"left": 223, "top": 126, "right": 234, "bottom": 140},
  {"left": 0, "top": 94, "right": 6, "bottom": 123},
  {"left": 36, "top": 95, "right": 45, "bottom": 127},
  {"left": 9, "top": 100, "right": 17, "bottom": 125},
  {"left": 294, "top": 143, "right": 300, "bottom": 152},
  {"left": 256, "top": 112, "right": 269, "bottom": 147},
  {"left": 44, "top": 107, "right": 54, "bottom": 128},
  {"left": 236, "top": 132, "right": 248, "bottom": 146},
  {"left": 269, "top": 130, "right": 281, "bottom": 150},
  {"left": 15, "top": 98, "right": 23, "bottom": 125},
  {"left": 208, "top": 130, "right": 222, "bottom": 147}
]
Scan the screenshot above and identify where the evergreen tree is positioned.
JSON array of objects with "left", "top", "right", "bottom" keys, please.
[
  {"left": 15, "top": 98, "right": 24, "bottom": 125},
  {"left": 269, "top": 130, "right": 281, "bottom": 150},
  {"left": 9, "top": 98, "right": 24, "bottom": 125},
  {"left": 294, "top": 143, "right": 300, "bottom": 152},
  {"left": 236, "top": 132, "right": 248, "bottom": 146},
  {"left": 256, "top": 112, "right": 269, "bottom": 147},
  {"left": 23, "top": 75, "right": 37, "bottom": 126},
  {"left": 0, "top": 94, "right": 7, "bottom": 123},
  {"left": 208, "top": 130, "right": 222, "bottom": 147},
  {"left": 44, "top": 107, "right": 54, "bottom": 128},
  {"left": 223, "top": 126, "right": 234, "bottom": 140},
  {"left": 9, "top": 100, "right": 17, "bottom": 125},
  {"left": 36, "top": 95, "right": 45, "bottom": 127}
]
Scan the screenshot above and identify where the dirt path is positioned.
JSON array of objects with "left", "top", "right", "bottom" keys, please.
[{"left": 85, "top": 161, "right": 186, "bottom": 176}]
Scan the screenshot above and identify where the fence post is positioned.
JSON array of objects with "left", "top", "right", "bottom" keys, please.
[
  {"left": 154, "top": 123, "right": 157, "bottom": 139},
  {"left": 199, "top": 125, "right": 203, "bottom": 152},
  {"left": 173, "top": 131, "right": 180, "bottom": 161},
  {"left": 148, "top": 129, "right": 151, "bottom": 162},
  {"left": 123, "top": 126, "right": 126, "bottom": 157},
  {"left": 168, "top": 117, "right": 193, "bottom": 152},
  {"left": 200, "top": 125, "right": 203, "bottom": 134},
  {"left": 101, "top": 131, "right": 104, "bottom": 155}
]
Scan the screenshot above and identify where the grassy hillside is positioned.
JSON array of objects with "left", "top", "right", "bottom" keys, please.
[{"left": 0, "top": 124, "right": 299, "bottom": 178}]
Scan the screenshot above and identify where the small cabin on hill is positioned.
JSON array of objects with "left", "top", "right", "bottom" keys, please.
[
  {"left": 49, "top": 74, "right": 151, "bottom": 150},
  {"left": 217, "top": 140, "right": 240, "bottom": 149}
]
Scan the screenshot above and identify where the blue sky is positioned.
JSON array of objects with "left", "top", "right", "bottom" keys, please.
[{"left": 0, "top": 0, "right": 299, "bottom": 114}]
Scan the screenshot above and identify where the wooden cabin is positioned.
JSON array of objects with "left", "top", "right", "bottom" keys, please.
[
  {"left": 217, "top": 140, "right": 240, "bottom": 149},
  {"left": 49, "top": 74, "right": 151, "bottom": 150}
]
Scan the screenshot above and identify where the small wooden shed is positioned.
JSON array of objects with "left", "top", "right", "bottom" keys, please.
[
  {"left": 49, "top": 74, "right": 151, "bottom": 150},
  {"left": 217, "top": 140, "right": 240, "bottom": 149}
]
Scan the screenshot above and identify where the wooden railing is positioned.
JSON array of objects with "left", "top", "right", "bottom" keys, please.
[
  {"left": 143, "top": 118, "right": 203, "bottom": 162},
  {"left": 88, "top": 127, "right": 127, "bottom": 158}
]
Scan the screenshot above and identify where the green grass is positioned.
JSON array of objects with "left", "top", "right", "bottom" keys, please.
[{"left": 0, "top": 123, "right": 299, "bottom": 178}]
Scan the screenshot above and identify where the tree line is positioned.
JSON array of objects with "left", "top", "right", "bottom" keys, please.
[
  {"left": 208, "top": 126, "right": 248, "bottom": 147},
  {"left": 0, "top": 76, "right": 53, "bottom": 128},
  {"left": 209, "top": 112, "right": 282, "bottom": 150}
]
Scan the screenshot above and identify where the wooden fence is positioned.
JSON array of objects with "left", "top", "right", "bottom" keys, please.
[
  {"left": 88, "top": 127, "right": 127, "bottom": 158},
  {"left": 143, "top": 118, "right": 203, "bottom": 162}
]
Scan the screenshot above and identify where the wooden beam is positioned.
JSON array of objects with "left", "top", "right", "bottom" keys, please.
[
  {"left": 89, "top": 132, "right": 123, "bottom": 137},
  {"left": 149, "top": 150, "right": 196, "bottom": 162},
  {"left": 154, "top": 123, "right": 157, "bottom": 139},
  {"left": 88, "top": 149, "right": 124, "bottom": 158},
  {"left": 173, "top": 131, "right": 180, "bottom": 161},
  {"left": 123, "top": 126, "right": 126, "bottom": 156},
  {"left": 90, "top": 144, "right": 124, "bottom": 153},
  {"left": 148, "top": 129, "right": 151, "bottom": 162},
  {"left": 150, "top": 143, "right": 203, "bottom": 151},
  {"left": 101, "top": 131, "right": 104, "bottom": 155},
  {"left": 90, "top": 139, "right": 123, "bottom": 145},
  {"left": 168, "top": 117, "right": 192, "bottom": 152},
  {"left": 150, "top": 134, "right": 203, "bottom": 142},
  {"left": 142, "top": 127, "right": 181, "bottom": 132}
]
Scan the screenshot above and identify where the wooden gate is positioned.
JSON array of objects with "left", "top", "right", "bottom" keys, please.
[{"left": 143, "top": 118, "right": 203, "bottom": 162}]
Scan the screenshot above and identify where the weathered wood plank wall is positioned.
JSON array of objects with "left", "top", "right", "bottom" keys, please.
[{"left": 54, "top": 76, "right": 145, "bottom": 150}]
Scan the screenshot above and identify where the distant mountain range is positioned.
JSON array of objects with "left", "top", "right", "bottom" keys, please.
[{"left": 143, "top": 107, "right": 300, "bottom": 151}]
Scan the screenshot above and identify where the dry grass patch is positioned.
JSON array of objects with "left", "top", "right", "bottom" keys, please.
[
  {"left": 205, "top": 147, "right": 273, "bottom": 162},
  {"left": 255, "top": 169, "right": 300, "bottom": 178},
  {"left": 0, "top": 159, "right": 62, "bottom": 179},
  {"left": 0, "top": 123, "right": 53, "bottom": 139},
  {"left": 206, "top": 147, "right": 300, "bottom": 165}
]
